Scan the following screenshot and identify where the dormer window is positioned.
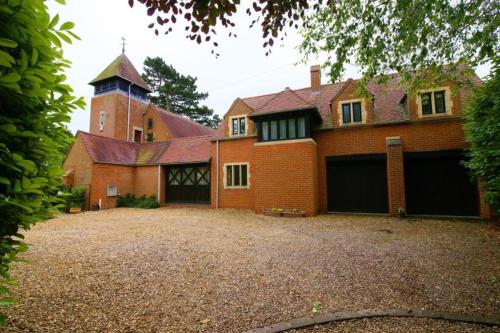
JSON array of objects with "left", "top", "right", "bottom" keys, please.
[
  {"left": 341, "top": 101, "right": 362, "bottom": 124},
  {"left": 256, "top": 114, "right": 310, "bottom": 142},
  {"left": 231, "top": 116, "right": 246, "bottom": 136},
  {"left": 417, "top": 87, "right": 452, "bottom": 117}
]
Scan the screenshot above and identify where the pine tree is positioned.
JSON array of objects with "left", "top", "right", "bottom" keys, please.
[{"left": 142, "top": 57, "right": 221, "bottom": 128}]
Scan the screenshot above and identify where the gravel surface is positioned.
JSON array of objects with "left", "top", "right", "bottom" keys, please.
[{"left": 4, "top": 208, "right": 499, "bottom": 332}]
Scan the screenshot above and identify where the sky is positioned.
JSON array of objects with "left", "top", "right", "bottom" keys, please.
[{"left": 47, "top": 0, "right": 491, "bottom": 134}]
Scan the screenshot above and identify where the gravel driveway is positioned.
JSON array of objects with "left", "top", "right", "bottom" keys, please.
[{"left": 4, "top": 208, "right": 499, "bottom": 332}]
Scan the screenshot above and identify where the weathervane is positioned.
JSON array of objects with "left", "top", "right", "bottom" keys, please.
[{"left": 121, "top": 37, "right": 126, "bottom": 54}]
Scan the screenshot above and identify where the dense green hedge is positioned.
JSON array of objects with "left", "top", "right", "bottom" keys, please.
[
  {"left": 464, "top": 60, "right": 500, "bottom": 215},
  {"left": 63, "top": 187, "right": 86, "bottom": 211},
  {"left": 0, "top": 0, "right": 83, "bottom": 323},
  {"left": 117, "top": 193, "right": 160, "bottom": 209}
]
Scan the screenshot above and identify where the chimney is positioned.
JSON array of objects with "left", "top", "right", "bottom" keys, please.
[{"left": 310, "top": 65, "right": 321, "bottom": 91}]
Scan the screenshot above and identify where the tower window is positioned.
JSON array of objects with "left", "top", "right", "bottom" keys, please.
[
  {"left": 99, "top": 111, "right": 105, "bottom": 131},
  {"left": 147, "top": 118, "right": 153, "bottom": 129}
]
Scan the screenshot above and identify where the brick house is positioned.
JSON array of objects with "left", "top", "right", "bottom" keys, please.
[{"left": 63, "top": 54, "right": 490, "bottom": 218}]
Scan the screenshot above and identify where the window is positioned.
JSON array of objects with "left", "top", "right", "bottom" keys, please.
[
  {"left": 133, "top": 128, "right": 143, "bottom": 143},
  {"left": 146, "top": 132, "right": 154, "bottom": 142},
  {"left": 147, "top": 118, "right": 153, "bottom": 129},
  {"left": 225, "top": 164, "right": 249, "bottom": 188},
  {"left": 107, "top": 185, "right": 117, "bottom": 197},
  {"left": 98, "top": 111, "right": 105, "bottom": 131},
  {"left": 258, "top": 115, "right": 309, "bottom": 142},
  {"left": 420, "top": 90, "right": 447, "bottom": 115},
  {"left": 231, "top": 116, "right": 246, "bottom": 136},
  {"left": 421, "top": 92, "right": 432, "bottom": 115},
  {"left": 341, "top": 101, "right": 362, "bottom": 124}
]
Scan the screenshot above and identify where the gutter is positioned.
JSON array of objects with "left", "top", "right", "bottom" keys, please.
[
  {"left": 215, "top": 140, "right": 219, "bottom": 209},
  {"left": 126, "top": 83, "right": 133, "bottom": 141}
]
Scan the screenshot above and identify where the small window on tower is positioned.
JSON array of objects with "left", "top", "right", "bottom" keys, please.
[
  {"left": 147, "top": 118, "right": 153, "bottom": 129},
  {"left": 99, "top": 111, "right": 105, "bottom": 131}
]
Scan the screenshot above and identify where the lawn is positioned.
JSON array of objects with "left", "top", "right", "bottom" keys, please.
[{"left": 4, "top": 208, "right": 499, "bottom": 332}]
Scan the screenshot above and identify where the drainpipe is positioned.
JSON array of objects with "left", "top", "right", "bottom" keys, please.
[
  {"left": 126, "top": 83, "right": 133, "bottom": 141},
  {"left": 157, "top": 164, "right": 161, "bottom": 203},
  {"left": 215, "top": 140, "right": 219, "bottom": 209}
]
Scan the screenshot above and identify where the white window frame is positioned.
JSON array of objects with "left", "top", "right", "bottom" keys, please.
[
  {"left": 107, "top": 184, "right": 118, "bottom": 197},
  {"left": 133, "top": 126, "right": 143, "bottom": 143},
  {"left": 229, "top": 115, "right": 247, "bottom": 136},
  {"left": 223, "top": 162, "right": 250, "bottom": 189},
  {"left": 98, "top": 111, "right": 105, "bottom": 131},
  {"left": 416, "top": 86, "right": 453, "bottom": 118},
  {"left": 337, "top": 98, "right": 366, "bottom": 125}
]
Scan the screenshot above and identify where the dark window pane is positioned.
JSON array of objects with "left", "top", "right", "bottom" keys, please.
[
  {"left": 288, "top": 118, "right": 296, "bottom": 138},
  {"left": 421, "top": 92, "right": 432, "bottom": 115},
  {"left": 342, "top": 103, "right": 351, "bottom": 123},
  {"left": 239, "top": 117, "right": 246, "bottom": 134},
  {"left": 352, "top": 102, "right": 362, "bottom": 122},
  {"left": 434, "top": 91, "right": 446, "bottom": 113},
  {"left": 234, "top": 165, "right": 240, "bottom": 186},
  {"left": 262, "top": 121, "right": 269, "bottom": 141},
  {"left": 297, "top": 117, "right": 306, "bottom": 137},
  {"left": 147, "top": 118, "right": 153, "bottom": 129},
  {"left": 270, "top": 120, "right": 278, "bottom": 140},
  {"left": 146, "top": 132, "right": 154, "bottom": 142},
  {"left": 241, "top": 165, "right": 248, "bottom": 186},
  {"left": 226, "top": 165, "right": 232, "bottom": 186},
  {"left": 279, "top": 119, "right": 287, "bottom": 139},
  {"left": 232, "top": 119, "right": 238, "bottom": 135}
]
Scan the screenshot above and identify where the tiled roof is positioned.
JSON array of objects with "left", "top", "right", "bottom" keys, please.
[
  {"left": 251, "top": 87, "right": 317, "bottom": 116},
  {"left": 153, "top": 105, "right": 215, "bottom": 138},
  {"left": 77, "top": 131, "right": 211, "bottom": 166},
  {"left": 89, "top": 54, "right": 151, "bottom": 92}
]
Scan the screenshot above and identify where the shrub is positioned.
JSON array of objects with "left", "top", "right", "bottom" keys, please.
[
  {"left": 63, "top": 187, "right": 86, "bottom": 211},
  {"left": 117, "top": 193, "right": 159, "bottom": 209}
]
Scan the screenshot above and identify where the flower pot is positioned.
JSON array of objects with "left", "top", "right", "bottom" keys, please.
[
  {"left": 69, "top": 207, "right": 81, "bottom": 214},
  {"left": 263, "top": 209, "right": 282, "bottom": 217},
  {"left": 283, "top": 210, "right": 305, "bottom": 218}
]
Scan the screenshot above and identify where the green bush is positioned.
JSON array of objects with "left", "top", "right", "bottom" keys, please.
[
  {"left": 464, "top": 60, "right": 500, "bottom": 215},
  {"left": 63, "top": 187, "right": 86, "bottom": 211},
  {"left": 117, "top": 193, "right": 159, "bottom": 209},
  {"left": 0, "top": 0, "right": 84, "bottom": 324}
]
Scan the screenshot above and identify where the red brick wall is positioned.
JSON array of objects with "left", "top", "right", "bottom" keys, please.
[
  {"left": 134, "top": 165, "right": 159, "bottom": 198},
  {"left": 386, "top": 138, "right": 405, "bottom": 216},
  {"left": 253, "top": 139, "right": 318, "bottom": 216},
  {"left": 90, "top": 164, "right": 134, "bottom": 209},
  {"left": 63, "top": 136, "right": 93, "bottom": 208},
  {"left": 142, "top": 107, "right": 173, "bottom": 142},
  {"left": 211, "top": 137, "right": 255, "bottom": 210},
  {"left": 89, "top": 92, "right": 150, "bottom": 141}
]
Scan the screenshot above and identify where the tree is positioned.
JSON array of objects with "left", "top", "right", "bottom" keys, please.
[
  {"left": 142, "top": 56, "right": 221, "bottom": 128},
  {"left": 0, "top": 0, "right": 83, "bottom": 323},
  {"left": 464, "top": 60, "right": 500, "bottom": 214},
  {"left": 129, "top": 0, "right": 499, "bottom": 89}
]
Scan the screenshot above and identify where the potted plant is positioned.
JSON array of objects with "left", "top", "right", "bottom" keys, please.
[
  {"left": 397, "top": 207, "right": 407, "bottom": 218},
  {"left": 69, "top": 203, "right": 81, "bottom": 214},
  {"left": 283, "top": 208, "right": 306, "bottom": 218},
  {"left": 263, "top": 208, "right": 283, "bottom": 217}
]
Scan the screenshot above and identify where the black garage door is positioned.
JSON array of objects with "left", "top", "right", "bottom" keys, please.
[
  {"left": 166, "top": 164, "right": 210, "bottom": 204},
  {"left": 404, "top": 150, "right": 479, "bottom": 216},
  {"left": 327, "top": 154, "right": 388, "bottom": 213}
]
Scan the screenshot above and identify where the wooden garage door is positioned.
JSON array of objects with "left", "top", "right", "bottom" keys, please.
[
  {"left": 166, "top": 164, "right": 210, "bottom": 204},
  {"left": 404, "top": 150, "right": 479, "bottom": 216},
  {"left": 327, "top": 154, "right": 388, "bottom": 213}
]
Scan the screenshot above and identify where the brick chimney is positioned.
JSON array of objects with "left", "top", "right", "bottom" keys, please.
[{"left": 310, "top": 65, "right": 321, "bottom": 91}]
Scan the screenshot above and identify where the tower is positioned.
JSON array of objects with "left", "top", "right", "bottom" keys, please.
[{"left": 88, "top": 54, "right": 152, "bottom": 142}]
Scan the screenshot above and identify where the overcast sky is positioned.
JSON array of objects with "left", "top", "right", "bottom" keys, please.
[{"left": 48, "top": 0, "right": 492, "bottom": 134}]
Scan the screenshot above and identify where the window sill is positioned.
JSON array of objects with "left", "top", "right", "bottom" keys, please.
[{"left": 224, "top": 186, "right": 249, "bottom": 190}]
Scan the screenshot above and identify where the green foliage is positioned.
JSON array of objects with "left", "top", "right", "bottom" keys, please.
[
  {"left": 117, "top": 193, "right": 160, "bottom": 209},
  {"left": 299, "top": 0, "right": 498, "bottom": 90},
  {"left": 64, "top": 187, "right": 86, "bottom": 211},
  {"left": 0, "top": 0, "right": 83, "bottom": 322},
  {"left": 464, "top": 60, "right": 500, "bottom": 214},
  {"left": 142, "top": 57, "right": 221, "bottom": 128},
  {"left": 132, "top": 0, "right": 498, "bottom": 91}
]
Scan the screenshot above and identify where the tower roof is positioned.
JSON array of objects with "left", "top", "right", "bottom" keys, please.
[{"left": 89, "top": 54, "right": 151, "bottom": 92}]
